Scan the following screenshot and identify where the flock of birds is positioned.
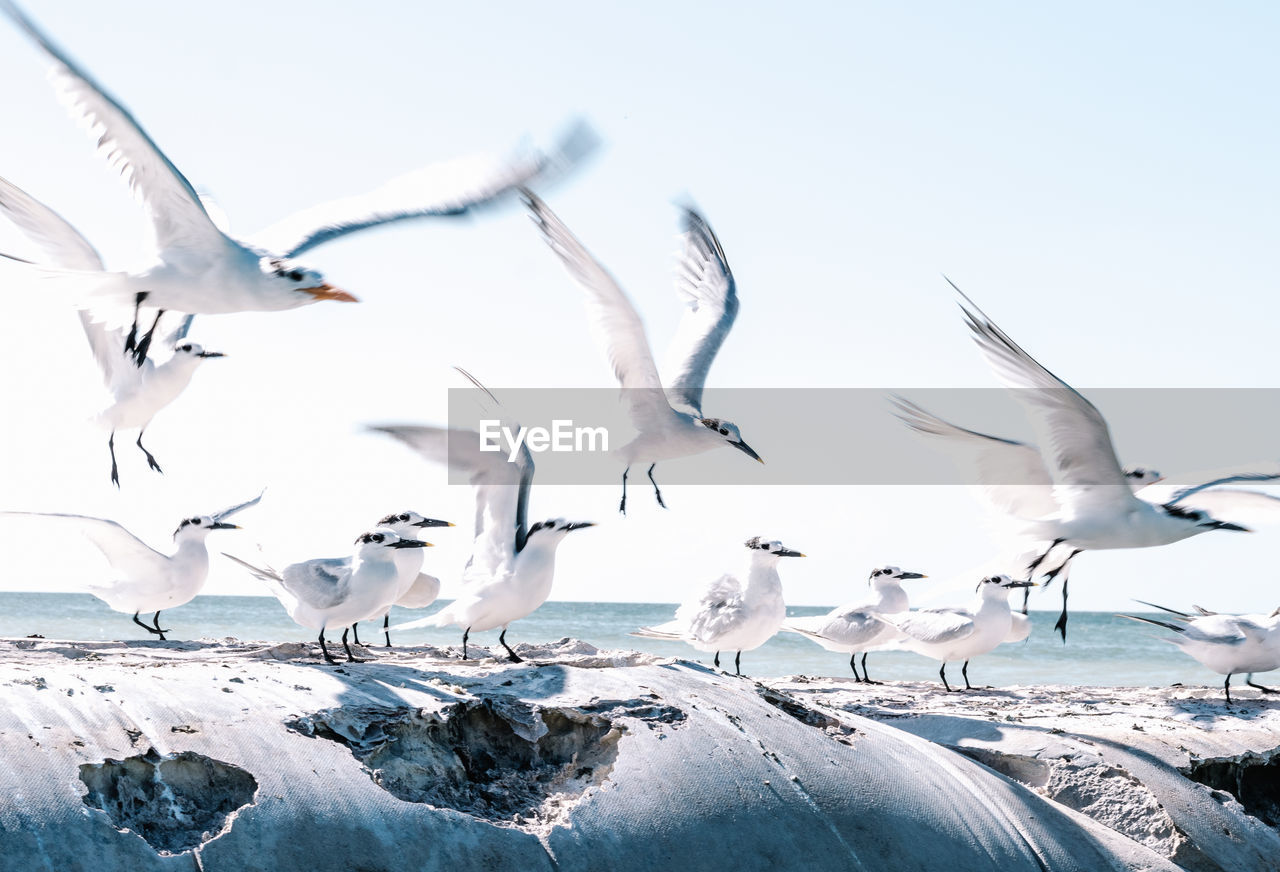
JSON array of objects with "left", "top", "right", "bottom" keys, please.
[{"left": 2, "top": 2, "right": 1279, "bottom": 700}]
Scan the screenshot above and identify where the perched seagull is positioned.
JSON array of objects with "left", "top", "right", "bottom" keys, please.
[
  {"left": 877, "top": 575, "right": 1034, "bottom": 692},
  {"left": 913, "top": 282, "right": 1262, "bottom": 640},
  {"left": 352, "top": 510, "right": 454, "bottom": 647},
  {"left": 0, "top": 175, "right": 225, "bottom": 485},
  {"left": 633, "top": 537, "right": 805, "bottom": 675},
  {"left": 1, "top": 492, "right": 259, "bottom": 639},
  {"left": 224, "top": 529, "right": 432, "bottom": 665},
  {"left": 783, "top": 566, "right": 927, "bottom": 682},
  {"left": 893, "top": 397, "right": 1280, "bottom": 621},
  {"left": 0, "top": 1, "right": 594, "bottom": 353},
  {"left": 372, "top": 371, "right": 595, "bottom": 662},
  {"left": 1119, "top": 603, "right": 1280, "bottom": 704},
  {"left": 523, "top": 191, "right": 762, "bottom": 514}
]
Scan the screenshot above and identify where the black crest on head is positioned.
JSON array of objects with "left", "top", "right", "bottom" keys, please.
[{"left": 745, "top": 536, "right": 766, "bottom": 550}]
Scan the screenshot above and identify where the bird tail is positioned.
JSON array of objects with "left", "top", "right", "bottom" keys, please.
[
  {"left": 630, "top": 623, "right": 684, "bottom": 641},
  {"left": 1116, "top": 614, "right": 1186, "bottom": 634},
  {"left": 779, "top": 622, "right": 829, "bottom": 642},
  {"left": 1133, "top": 600, "right": 1193, "bottom": 619},
  {"left": 221, "top": 552, "right": 282, "bottom": 584},
  {"left": 390, "top": 606, "right": 456, "bottom": 633}
]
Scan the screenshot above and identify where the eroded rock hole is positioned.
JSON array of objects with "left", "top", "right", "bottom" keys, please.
[
  {"left": 1187, "top": 752, "right": 1280, "bottom": 828},
  {"left": 288, "top": 699, "right": 660, "bottom": 829},
  {"left": 79, "top": 749, "right": 257, "bottom": 854}
]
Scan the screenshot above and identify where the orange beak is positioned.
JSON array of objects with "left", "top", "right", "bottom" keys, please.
[{"left": 300, "top": 283, "right": 358, "bottom": 303}]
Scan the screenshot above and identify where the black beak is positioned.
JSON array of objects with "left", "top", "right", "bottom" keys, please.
[
  {"left": 197, "top": 351, "right": 226, "bottom": 358},
  {"left": 415, "top": 518, "right": 455, "bottom": 528},
  {"left": 391, "top": 539, "right": 433, "bottom": 548},
  {"left": 777, "top": 549, "right": 805, "bottom": 557},
  {"left": 210, "top": 522, "right": 240, "bottom": 530},
  {"left": 730, "top": 440, "right": 764, "bottom": 464},
  {"left": 1208, "top": 520, "right": 1250, "bottom": 532},
  {"left": 1005, "top": 580, "right": 1037, "bottom": 588},
  {"left": 565, "top": 522, "right": 596, "bottom": 532},
  {"left": 899, "top": 571, "right": 927, "bottom": 579}
]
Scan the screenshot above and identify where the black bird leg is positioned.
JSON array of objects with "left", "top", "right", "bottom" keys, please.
[
  {"left": 619, "top": 467, "right": 629, "bottom": 515},
  {"left": 136, "top": 429, "right": 163, "bottom": 474},
  {"left": 860, "top": 653, "right": 881, "bottom": 685},
  {"left": 939, "top": 662, "right": 953, "bottom": 692},
  {"left": 1246, "top": 674, "right": 1277, "bottom": 694},
  {"left": 1021, "top": 586, "right": 1030, "bottom": 615},
  {"left": 350, "top": 623, "right": 362, "bottom": 646},
  {"left": 647, "top": 463, "right": 666, "bottom": 508},
  {"left": 108, "top": 432, "right": 120, "bottom": 488},
  {"left": 383, "top": 613, "right": 392, "bottom": 647},
  {"left": 150, "top": 611, "right": 169, "bottom": 640},
  {"left": 317, "top": 630, "right": 339, "bottom": 665},
  {"left": 340, "top": 627, "right": 365, "bottom": 662},
  {"left": 499, "top": 628, "right": 522, "bottom": 663},
  {"left": 713, "top": 651, "right": 720, "bottom": 669},
  {"left": 1225, "top": 673, "right": 1233, "bottom": 705},
  {"left": 1026, "top": 537, "right": 1066, "bottom": 579},
  {"left": 132, "top": 308, "right": 166, "bottom": 366},
  {"left": 123, "top": 291, "right": 148, "bottom": 357},
  {"left": 961, "top": 660, "right": 972, "bottom": 691},
  {"left": 734, "top": 650, "right": 742, "bottom": 676},
  {"left": 1048, "top": 550, "right": 1082, "bottom": 643},
  {"left": 132, "top": 611, "right": 165, "bottom": 638},
  {"left": 849, "top": 652, "right": 862, "bottom": 681},
  {"left": 462, "top": 627, "right": 470, "bottom": 660}
]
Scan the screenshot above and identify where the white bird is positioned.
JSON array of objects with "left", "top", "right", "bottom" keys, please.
[
  {"left": 914, "top": 281, "right": 1260, "bottom": 640},
  {"left": 371, "top": 371, "right": 595, "bottom": 662},
  {"left": 523, "top": 190, "right": 762, "bottom": 514},
  {"left": 633, "top": 537, "right": 805, "bottom": 675},
  {"left": 353, "top": 510, "right": 454, "bottom": 647},
  {"left": 0, "top": 175, "right": 226, "bottom": 485},
  {"left": 782, "top": 566, "right": 927, "bottom": 682},
  {"left": 224, "top": 529, "right": 432, "bottom": 664},
  {"left": 876, "top": 575, "right": 1034, "bottom": 692},
  {"left": 0, "top": 1, "right": 594, "bottom": 353},
  {"left": 0, "top": 492, "right": 259, "bottom": 639},
  {"left": 893, "top": 396, "right": 1280, "bottom": 621},
  {"left": 1119, "top": 602, "right": 1280, "bottom": 703}
]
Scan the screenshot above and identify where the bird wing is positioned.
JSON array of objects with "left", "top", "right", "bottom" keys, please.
[
  {"left": 279, "top": 558, "right": 351, "bottom": 610},
  {"left": 1, "top": 511, "right": 167, "bottom": 581},
  {"left": 211, "top": 490, "right": 265, "bottom": 523},
  {"left": 660, "top": 207, "right": 738, "bottom": 417},
  {"left": 891, "top": 395, "right": 1061, "bottom": 520},
  {"left": 678, "top": 573, "right": 746, "bottom": 644},
  {"left": 163, "top": 313, "right": 196, "bottom": 345},
  {"left": 1, "top": 1, "right": 228, "bottom": 256},
  {"left": 523, "top": 190, "right": 673, "bottom": 430},
  {"left": 884, "top": 608, "right": 976, "bottom": 645},
  {"left": 811, "top": 607, "right": 890, "bottom": 647},
  {"left": 251, "top": 121, "right": 598, "bottom": 258},
  {"left": 953, "top": 281, "right": 1134, "bottom": 515}
]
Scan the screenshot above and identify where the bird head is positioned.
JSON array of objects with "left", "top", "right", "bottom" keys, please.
[
  {"left": 1123, "top": 467, "right": 1164, "bottom": 488},
  {"left": 525, "top": 518, "right": 596, "bottom": 546},
  {"left": 172, "top": 341, "right": 225, "bottom": 361},
  {"left": 173, "top": 514, "right": 239, "bottom": 541},
  {"left": 375, "top": 510, "right": 455, "bottom": 536},
  {"left": 699, "top": 417, "right": 762, "bottom": 463},
  {"left": 869, "top": 566, "right": 927, "bottom": 587},
  {"left": 261, "top": 257, "right": 357, "bottom": 305},
  {"left": 1161, "top": 503, "right": 1250, "bottom": 533},
  {"left": 975, "top": 574, "right": 1036, "bottom": 598},
  {"left": 354, "top": 529, "right": 432, "bottom": 556},
  {"left": 745, "top": 536, "right": 805, "bottom": 560}
]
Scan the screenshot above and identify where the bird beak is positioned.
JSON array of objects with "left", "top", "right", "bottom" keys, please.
[
  {"left": 565, "top": 522, "right": 596, "bottom": 532},
  {"left": 300, "top": 283, "right": 358, "bottom": 303},
  {"left": 391, "top": 539, "right": 433, "bottom": 548},
  {"left": 1005, "top": 580, "right": 1037, "bottom": 588},
  {"left": 414, "top": 518, "right": 455, "bottom": 528},
  {"left": 900, "top": 572, "right": 927, "bottom": 579},
  {"left": 777, "top": 549, "right": 806, "bottom": 557},
  {"left": 730, "top": 440, "right": 764, "bottom": 463},
  {"left": 197, "top": 351, "right": 226, "bottom": 358},
  {"left": 1208, "top": 520, "right": 1251, "bottom": 532},
  {"left": 210, "top": 522, "right": 240, "bottom": 530}
]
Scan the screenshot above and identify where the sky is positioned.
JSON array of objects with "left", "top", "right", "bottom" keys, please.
[{"left": 0, "top": 1, "right": 1278, "bottom": 612}]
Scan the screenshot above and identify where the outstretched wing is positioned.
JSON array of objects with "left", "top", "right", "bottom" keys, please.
[
  {"left": 523, "top": 190, "right": 673, "bottom": 430},
  {"left": 0, "top": 511, "right": 167, "bottom": 580},
  {"left": 661, "top": 207, "right": 738, "bottom": 417},
  {"left": 211, "top": 490, "right": 264, "bottom": 523},
  {"left": 251, "top": 121, "right": 599, "bottom": 258},
  {"left": 1, "top": 0, "right": 227, "bottom": 256}
]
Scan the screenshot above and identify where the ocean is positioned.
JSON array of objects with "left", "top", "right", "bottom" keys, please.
[{"left": 0, "top": 592, "right": 1227, "bottom": 688}]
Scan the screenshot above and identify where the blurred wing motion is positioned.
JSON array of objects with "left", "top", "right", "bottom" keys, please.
[
  {"left": 253, "top": 121, "right": 599, "bottom": 258},
  {"left": 1, "top": 511, "right": 167, "bottom": 581},
  {"left": 661, "top": 207, "right": 738, "bottom": 417}
]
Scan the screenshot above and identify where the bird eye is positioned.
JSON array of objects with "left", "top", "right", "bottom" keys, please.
[
  {"left": 181, "top": 344, "right": 192, "bottom": 352},
  {"left": 372, "top": 533, "right": 383, "bottom": 542},
  {"left": 190, "top": 518, "right": 201, "bottom": 525},
  {"left": 719, "top": 428, "right": 728, "bottom": 435},
  {"left": 399, "top": 513, "right": 409, "bottom": 522},
  {"left": 288, "top": 271, "right": 303, "bottom": 281}
]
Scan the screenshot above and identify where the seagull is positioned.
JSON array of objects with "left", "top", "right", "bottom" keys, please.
[
  {"left": 893, "top": 396, "right": 1280, "bottom": 622},
  {"left": 523, "top": 191, "right": 762, "bottom": 514},
  {"left": 914, "top": 282, "right": 1263, "bottom": 640},
  {"left": 0, "top": 175, "right": 225, "bottom": 485},
  {"left": 782, "top": 566, "right": 927, "bottom": 682},
  {"left": 0, "top": 1, "right": 595, "bottom": 353},
  {"left": 1119, "top": 603, "right": 1280, "bottom": 703},
  {"left": 633, "top": 537, "right": 805, "bottom": 675},
  {"left": 876, "top": 575, "right": 1034, "bottom": 692},
  {"left": 371, "top": 370, "right": 595, "bottom": 662},
  {"left": 352, "top": 510, "right": 454, "bottom": 647},
  {"left": 224, "top": 529, "right": 432, "bottom": 665},
  {"left": 0, "top": 492, "right": 259, "bottom": 639}
]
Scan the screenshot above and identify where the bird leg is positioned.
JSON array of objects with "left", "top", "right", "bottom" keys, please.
[
  {"left": 860, "top": 652, "right": 881, "bottom": 685},
  {"left": 939, "top": 662, "right": 954, "bottom": 692},
  {"left": 1225, "top": 674, "right": 1233, "bottom": 705},
  {"left": 1026, "top": 537, "right": 1066, "bottom": 580},
  {"left": 317, "top": 630, "right": 339, "bottom": 665},
  {"left": 122, "top": 291, "right": 148, "bottom": 358},
  {"left": 383, "top": 613, "right": 392, "bottom": 648},
  {"left": 462, "top": 627, "right": 470, "bottom": 660},
  {"left": 713, "top": 651, "right": 720, "bottom": 669},
  {"left": 1246, "top": 674, "right": 1277, "bottom": 695},
  {"left": 734, "top": 650, "right": 742, "bottom": 676},
  {"left": 1050, "top": 554, "right": 1081, "bottom": 643},
  {"left": 108, "top": 432, "right": 120, "bottom": 488},
  {"left": 350, "top": 623, "right": 363, "bottom": 646},
  {"left": 150, "top": 610, "right": 169, "bottom": 640},
  {"left": 340, "top": 627, "right": 366, "bottom": 663},
  {"left": 619, "top": 467, "right": 629, "bottom": 515},
  {"left": 136, "top": 429, "right": 163, "bottom": 474},
  {"left": 132, "top": 308, "right": 166, "bottom": 366},
  {"left": 647, "top": 464, "right": 666, "bottom": 509},
  {"left": 499, "top": 628, "right": 523, "bottom": 663},
  {"left": 961, "top": 660, "right": 972, "bottom": 691},
  {"left": 132, "top": 611, "right": 166, "bottom": 638},
  {"left": 849, "top": 652, "right": 862, "bottom": 681}
]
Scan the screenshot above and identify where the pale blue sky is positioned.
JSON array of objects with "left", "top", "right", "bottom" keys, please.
[{"left": 0, "top": 1, "right": 1277, "bottom": 611}]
